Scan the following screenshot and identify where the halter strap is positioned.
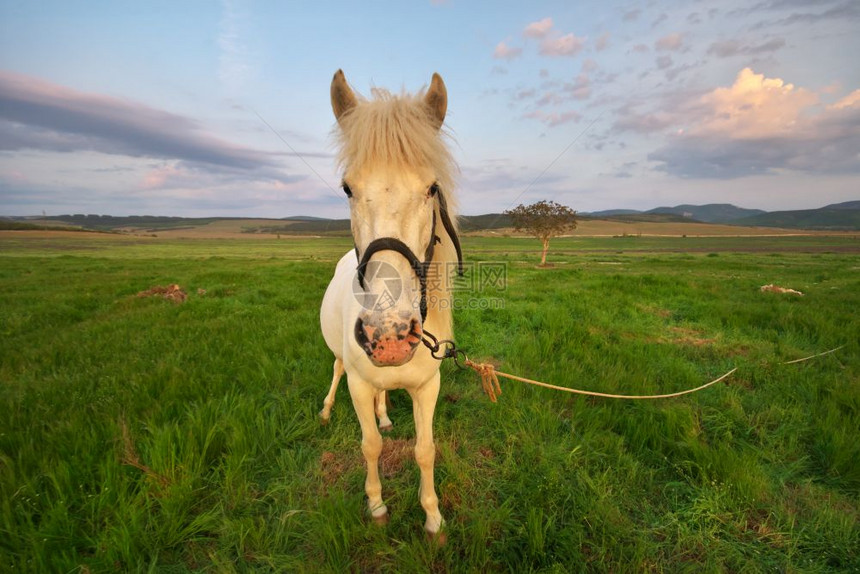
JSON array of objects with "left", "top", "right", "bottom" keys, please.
[{"left": 437, "top": 189, "right": 463, "bottom": 276}]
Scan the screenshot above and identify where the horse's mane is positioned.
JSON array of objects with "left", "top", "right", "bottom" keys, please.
[{"left": 333, "top": 87, "right": 459, "bottom": 227}]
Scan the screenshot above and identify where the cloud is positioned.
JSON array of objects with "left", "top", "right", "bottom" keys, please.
[
  {"left": 690, "top": 68, "right": 818, "bottom": 139},
  {"left": 520, "top": 17, "right": 586, "bottom": 57},
  {"left": 459, "top": 160, "right": 570, "bottom": 211},
  {"left": 664, "top": 61, "right": 700, "bottom": 82},
  {"left": 631, "top": 43, "right": 650, "bottom": 53},
  {"left": 707, "top": 37, "right": 786, "bottom": 57},
  {"left": 523, "top": 110, "right": 582, "bottom": 127},
  {"left": 218, "top": 0, "right": 254, "bottom": 92},
  {"left": 525, "top": 73, "right": 591, "bottom": 112},
  {"left": 829, "top": 89, "right": 860, "bottom": 110},
  {"left": 775, "top": 1, "right": 860, "bottom": 25},
  {"left": 742, "top": 0, "right": 860, "bottom": 28},
  {"left": 0, "top": 71, "right": 286, "bottom": 176},
  {"left": 523, "top": 17, "right": 553, "bottom": 38},
  {"left": 540, "top": 33, "right": 586, "bottom": 57},
  {"left": 656, "top": 55, "right": 673, "bottom": 70},
  {"left": 651, "top": 13, "right": 668, "bottom": 27},
  {"left": 595, "top": 32, "right": 610, "bottom": 51},
  {"left": 622, "top": 8, "right": 641, "bottom": 21},
  {"left": 646, "top": 68, "right": 860, "bottom": 178},
  {"left": 655, "top": 33, "right": 684, "bottom": 51},
  {"left": 613, "top": 109, "right": 676, "bottom": 134},
  {"left": 563, "top": 73, "right": 591, "bottom": 100},
  {"left": 493, "top": 41, "right": 522, "bottom": 61},
  {"left": 514, "top": 88, "right": 537, "bottom": 101}
]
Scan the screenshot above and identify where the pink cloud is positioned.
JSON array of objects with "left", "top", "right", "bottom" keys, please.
[
  {"left": 595, "top": 32, "right": 610, "bottom": 51},
  {"left": 493, "top": 41, "right": 522, "bottom": 61},
  {"left": 642, "top": 68, "right": 860, "bottom": 178},
  {"left": 518, "top": 17, "right": 586, "bottom": 58},
  {"left": 693, "top": 67, "right": 819, "bottom": 139},
  {"left": 540, "top": 33, "right": 586, "bottom": 57},
  {"left": 524, "top": 17, "right": 553, "bottom": 38},
  {"left": 828, "top": 89, "right": 860, "bottom": 110},
  {"left": 141, "top": 164, "right": 185, "bottom": 189},
  {"left": 524, "top": 109, "right": 582, "bottom": 127},
  {"left": 655, "top": 33, "right": 683, "bottom": 51}
]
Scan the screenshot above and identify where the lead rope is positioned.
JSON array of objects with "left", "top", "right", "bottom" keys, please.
[{"left": 421, "top": 331, "right": 844, "bottom": 403}]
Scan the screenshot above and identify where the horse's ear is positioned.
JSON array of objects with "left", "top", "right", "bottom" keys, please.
[
  {"left": 331, "top": 69, "right": 357, "bottom": 123},
  {"left": 424, "top": 73, "right": 447, "bottom": 129}
]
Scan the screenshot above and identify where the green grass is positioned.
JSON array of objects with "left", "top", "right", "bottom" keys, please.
[{"left": 1, "top": 234, "right": 858, "bottom": 572}]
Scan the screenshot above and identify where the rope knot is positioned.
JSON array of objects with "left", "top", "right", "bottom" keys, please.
[{"left": 465, "top": 359, "right": 502, "bottom": 403}]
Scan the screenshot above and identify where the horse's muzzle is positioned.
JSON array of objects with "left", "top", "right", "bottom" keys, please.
[{"left": 354, "top": 315, "right": 422, "bottom": 366}]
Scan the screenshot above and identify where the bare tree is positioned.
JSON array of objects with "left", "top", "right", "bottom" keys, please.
[{"left": 504, "top": 200, "right": 578, "bottom": 266}]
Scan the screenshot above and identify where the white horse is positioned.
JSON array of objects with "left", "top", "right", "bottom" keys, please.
[{"left": 319, "top": 70, "right": 461, "bottom": 538}]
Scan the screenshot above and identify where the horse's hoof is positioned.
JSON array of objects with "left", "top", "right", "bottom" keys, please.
[
  {"left": 319, "top": 412, "right": 330, "bottom": 425},
  {"left": 372, "top": 512, "right": 389, "bottom": 526},
  {"left": 379, "top": 423, "right": 393, "bottom": 432},
  {"left": 425, "top": 529, "right": 447, "bottom": 546}
]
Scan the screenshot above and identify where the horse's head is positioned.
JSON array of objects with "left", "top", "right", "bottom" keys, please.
[{"left": 331, "top": 70, "right": 450, "bottom": 367}]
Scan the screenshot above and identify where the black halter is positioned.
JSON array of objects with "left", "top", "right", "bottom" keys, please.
[{"left": 355, "top": 188, "right": 462, "bottom": 322}]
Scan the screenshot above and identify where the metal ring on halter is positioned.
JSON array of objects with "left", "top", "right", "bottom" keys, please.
[{"left": 430, "top": 339, "right": 456, "bottom": 360}]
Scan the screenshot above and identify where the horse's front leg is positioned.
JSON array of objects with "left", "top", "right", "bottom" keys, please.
[
  {"left": 346, "top": 375, "right": 388, "bottom": 523},
  {"left": 375, "top": 390, "right": 393, "bottom": 431},
  {"left": 409, "top": 372, "right": 444, "bottom": 538}
]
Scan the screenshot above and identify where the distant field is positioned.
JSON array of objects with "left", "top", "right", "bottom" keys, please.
[
  {"left": 129, "top": 217, "right": 860, "bottom": 239},
  {"left": 1, "top": 233, "right": 858, "bottom": 571},
  {"left": 16, "top": 214, "right": 860, "bottom": 239}
]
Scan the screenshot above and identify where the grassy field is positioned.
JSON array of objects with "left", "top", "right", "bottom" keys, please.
[{"left": 1, "top": 232, "right": 858, "bottom": 572}]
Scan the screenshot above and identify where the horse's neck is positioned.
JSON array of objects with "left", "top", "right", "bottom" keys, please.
[{"left": 426, "top": 204, "right": 456, "bottom": 340}]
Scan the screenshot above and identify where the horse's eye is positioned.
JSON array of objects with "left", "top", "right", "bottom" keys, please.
[
  {"left": 342, "top": 183, "right": 353, "bottom": 198},
  {"left": 428, "top": 183, "right": 439, "bottom": 197}
]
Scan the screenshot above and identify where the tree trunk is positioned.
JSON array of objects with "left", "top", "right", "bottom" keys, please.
[{"left": 540, "top": 237, "right": 549, "bottom": 266}]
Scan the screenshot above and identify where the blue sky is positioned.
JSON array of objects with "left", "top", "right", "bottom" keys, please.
[{"left": 1, "top": 0, "right": 859, "bottom": 218}]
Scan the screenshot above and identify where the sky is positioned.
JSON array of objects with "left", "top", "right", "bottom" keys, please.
[{"left": 1, "top": 0, "right": 859, "bottom": 218}]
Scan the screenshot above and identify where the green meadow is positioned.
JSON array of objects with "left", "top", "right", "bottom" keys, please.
[{"left": 1, "top": 232, "right": 858, "bottom": 572}]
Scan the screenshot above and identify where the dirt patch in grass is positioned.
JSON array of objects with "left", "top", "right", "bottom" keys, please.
[
  {"left": 664, "top": 326, "right": 717, "bottom": 347},
  {"left": 136, "top": 284, "right": 188, "bottom": 303},
  {"left": 741, "top": 509, "right": 788, "bottom": 549},
  {"left": 320, "top": 438, "right": 444, "bottom": 485},
  {"left": 636, "top": 303, "right": 673, "bottom": 318}
]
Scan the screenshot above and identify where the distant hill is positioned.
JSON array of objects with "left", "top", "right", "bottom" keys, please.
[
  {"left": 646, "top": 204, "right": 766, "bottom": 223},
  {"left": 281, "top": 215, "right": 331, "bottom": 221},
  {"left": 822, "top": 200, "right": 860, "bottom": 211},
  {"left": 43, "top": 214, "right": 229, "bottom": 231},
  {"left": 734, "top": 208, "right": 860, "bottom": 230},
  {"left": 458, "top": 213, "right": 512, "bottom": 231},
  {"left": 585, "top": 209, "right": 642, "bottom": 217},
  {"left": 593, "top": 213, "right": 694, "bottom": 224}
]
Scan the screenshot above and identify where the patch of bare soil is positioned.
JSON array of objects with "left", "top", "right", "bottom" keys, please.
[
  {"left": 664, "top": 326, "right": 717, "bottom": 346},
  {"left": 320, "top": 438, "right": 440, "bottom": 486},
  {"left": 136, "top": 284, "right": 187, "bottom": 303},
  {"left": 635, "top": 303, "right": 673, "bottom": 318}
]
